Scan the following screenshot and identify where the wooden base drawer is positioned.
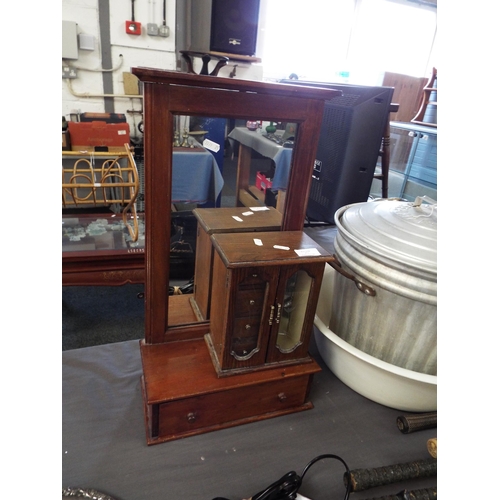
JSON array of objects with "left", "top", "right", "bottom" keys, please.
[
  {"left": 140, "top": 338, "right": 321, "bottom": 445},
  {"left": 155, "top": 374, "right": 313, "bottom": 441}
]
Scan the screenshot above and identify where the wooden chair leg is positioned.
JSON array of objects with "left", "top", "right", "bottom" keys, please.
[
  {"left": 380, "top": 120, "right": 391, "bottom": 198},
  {"left": 375, "top": 103, "right": 399, "bottom": 198}
]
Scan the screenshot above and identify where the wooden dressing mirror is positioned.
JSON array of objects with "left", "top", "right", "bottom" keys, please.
[{"left": 131, "top": 68, "right": 340, "bottom": 345}]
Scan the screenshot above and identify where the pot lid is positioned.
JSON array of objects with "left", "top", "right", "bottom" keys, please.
[{"left": 335, "top": 197, "right": 437, "bottom": 272}]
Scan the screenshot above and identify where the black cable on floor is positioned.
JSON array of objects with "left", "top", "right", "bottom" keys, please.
[{"left": 212, "top": 453, "right": 351, "bottom": 500}]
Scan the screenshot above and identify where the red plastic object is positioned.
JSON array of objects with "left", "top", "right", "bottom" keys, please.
[
  {"left": 256, "top": 171, "right": 273, "bottom": 192},
  {"left": 126, "top": 20, "right": 142, "bottom": 35}
]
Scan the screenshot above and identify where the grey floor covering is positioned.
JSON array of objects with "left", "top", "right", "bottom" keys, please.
[{"left": 62, "top": 335, "right": 437, "bottom": 500}]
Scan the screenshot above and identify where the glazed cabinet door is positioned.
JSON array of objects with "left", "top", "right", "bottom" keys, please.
[{"left": 265, "top": 263, "right": 325, "bottom": 365}]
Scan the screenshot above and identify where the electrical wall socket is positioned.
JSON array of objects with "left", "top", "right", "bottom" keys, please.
[
  {"left": 62, "top": 66, "right": 78, "bottom": 79},
  {"left": 147, "top": 23, "right": 159, "bottom": 36},
  {"left": 158, "top": 24, "right": 169, "bottom": 37}
]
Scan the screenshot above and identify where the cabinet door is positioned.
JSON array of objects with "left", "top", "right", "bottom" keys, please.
[
  {"left": 266, "top": 263, "right": 324, "bottom": 364},
  {"left": 223, "top": 266, "right": 278, "bottom": 370}
]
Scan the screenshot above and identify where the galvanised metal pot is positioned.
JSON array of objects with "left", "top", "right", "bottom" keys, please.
[{"left": 330, "top": 197, "right": 437, "bottom": 375}]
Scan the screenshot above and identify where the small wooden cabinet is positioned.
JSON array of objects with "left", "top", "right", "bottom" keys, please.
[
  {"left": 206, "top": 231, "right": 333, "bottom": 376},
  {"left": 192, "top": 206, "right": 283, "bottom": 320}
]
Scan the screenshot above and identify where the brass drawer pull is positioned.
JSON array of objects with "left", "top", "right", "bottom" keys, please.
[
  {"left": 278, "top": 392, "right": 287, "bottom": 402},
  {"left": 269, "top": 305, "right": 275, "bottom": 325},
  {"left": 275, "top": 303, "right": 281, "bottom": 324},
  {"left": 187, "top": 412, "right": 197, "bottom": 423}
]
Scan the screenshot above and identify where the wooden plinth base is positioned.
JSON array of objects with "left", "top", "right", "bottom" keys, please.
[{"left": 140, "top": 338, "right": 321, "bottom": 445}]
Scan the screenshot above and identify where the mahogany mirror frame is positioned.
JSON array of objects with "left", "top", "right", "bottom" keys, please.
[{"left": 131, "top": 68, "right": 340, "bottom": 345}]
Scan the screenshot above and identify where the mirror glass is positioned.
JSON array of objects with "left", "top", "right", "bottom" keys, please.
[
  {"left": 167, "top": 114, "right": 297, "bottom": 327},
  {"left": 276, "top": 270, "right": 311, "bottom": 353}
]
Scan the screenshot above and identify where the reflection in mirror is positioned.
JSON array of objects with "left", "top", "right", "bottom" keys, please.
[
  {"left": 276, "top": 270, "right": 312, "bottom": 353},
  {"left": 167, "top": 115, "right": 296, "bottom": 328},
  {"left": 171, "top": 116, "right": 296, "bottom": 209}
]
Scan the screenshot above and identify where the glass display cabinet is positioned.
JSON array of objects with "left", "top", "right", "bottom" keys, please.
[
  {"left": 62, "top": 213, "right": 145, "bottom": 286},
  {"left": 371, "top": 122, "right": 437, "bottom": 202},
  {"left": 393, "top": 122, "right": 437, "bottom": 202},
  {"left": 132, "top": 67, "right": 340, "bottom": 444}
]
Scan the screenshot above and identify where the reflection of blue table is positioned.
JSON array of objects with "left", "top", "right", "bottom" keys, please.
[
  {"left": 172, "top": 148, "right": 224, "bottom": 203},
  {"left": 228, "top": 127, "right": 293, "bottom": 190}
]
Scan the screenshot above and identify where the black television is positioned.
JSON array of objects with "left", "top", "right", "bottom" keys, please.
[{"left": 280, "top": 79, "right": 394, "bottom": 224}]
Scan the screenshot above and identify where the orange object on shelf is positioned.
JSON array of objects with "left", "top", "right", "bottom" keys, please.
[{"left": 68, "top": 121, "right": 130, "bottom": 152}]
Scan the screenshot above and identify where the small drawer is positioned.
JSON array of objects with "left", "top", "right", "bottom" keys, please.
[
  {"left": 232, "top": 317, "right": 260, "bottom": 338},
  {"left": 240, "top": 268, "right": 267, "bottom": 286},
  {"left": 234, "top": 289, "right": 265, "bottom": 318},
  {"left": 230, "top": 336, "right": 259, "bottom": 359},
  {"left": 230, "top": 317, "right": 261, "bottom": 359}
]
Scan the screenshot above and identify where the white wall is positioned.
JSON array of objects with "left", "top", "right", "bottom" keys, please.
[
  {"left": 62, "top": 0, "right": 266, "bottom": 138},
  {"left": 62, "top": 0, "right": 177, "bottom": 139},
  {"left": 62, "top": 0, "right": 436, "bottom": 137}
]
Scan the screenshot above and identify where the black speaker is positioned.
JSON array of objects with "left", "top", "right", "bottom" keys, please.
[{"left": 210, "top": 0, "right": 260, "bottom": 56}]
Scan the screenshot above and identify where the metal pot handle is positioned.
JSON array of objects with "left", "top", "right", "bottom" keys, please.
[{"left": 330, "top": 255, "right": 376, "bottom": 296}]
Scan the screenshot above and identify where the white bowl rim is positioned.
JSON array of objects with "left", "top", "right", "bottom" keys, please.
[{"left": 314, "top": 314, "right": 437, "bottom": 386}]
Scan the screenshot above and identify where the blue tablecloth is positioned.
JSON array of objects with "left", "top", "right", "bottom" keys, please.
[
  {"left": 228, "top": 127, "right": 293, "bottom": 190},
  {"left": 172, "top": 148, "right": 224, "bottom": 203}
]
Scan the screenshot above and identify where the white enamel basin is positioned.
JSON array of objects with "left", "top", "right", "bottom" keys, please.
[{"left": 314, "top": 264, "right": 437, "bottom": 412}]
